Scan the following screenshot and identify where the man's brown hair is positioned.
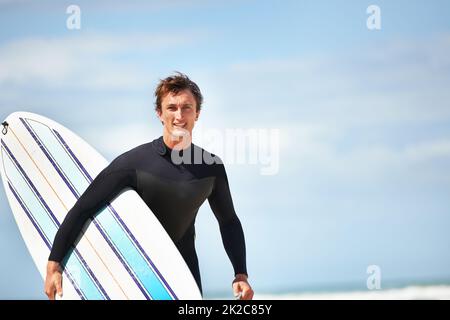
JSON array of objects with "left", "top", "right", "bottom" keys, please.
[{"left": 154, "top": 72, "right": 203, "bottom": 113}]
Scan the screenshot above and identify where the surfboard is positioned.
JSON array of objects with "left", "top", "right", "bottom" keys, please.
[{"left": 0, "top": 112, "right": 202, "bottom": 300}]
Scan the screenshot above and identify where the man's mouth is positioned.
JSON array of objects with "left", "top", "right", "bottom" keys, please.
[{"left": 173, "top": 123, "right": 186, "bottom": 129}]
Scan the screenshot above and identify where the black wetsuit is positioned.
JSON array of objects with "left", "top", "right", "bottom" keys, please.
[{"left": 48, "top": 136, "right": 247, "bottom": 295}]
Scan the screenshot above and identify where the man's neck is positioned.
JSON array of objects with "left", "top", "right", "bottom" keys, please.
[{"left": 162, "top": 130, "right": 193, "bottom": 150}]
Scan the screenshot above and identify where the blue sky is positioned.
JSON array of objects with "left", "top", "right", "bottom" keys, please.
[{"left": 1, "top": 0, "right": 450, "bottom": 299}]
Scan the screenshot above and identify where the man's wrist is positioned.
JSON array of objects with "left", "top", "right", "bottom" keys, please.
[
  {"left": 47, "top": 261, "right": 61, "bottom": 272},
  {"left": 234, "top": 273, "right": 248, "bottom": 282}
]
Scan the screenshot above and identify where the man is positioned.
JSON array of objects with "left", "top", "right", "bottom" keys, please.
[{"left": 45, "top": 72, "right": 254, "bottom": 300}]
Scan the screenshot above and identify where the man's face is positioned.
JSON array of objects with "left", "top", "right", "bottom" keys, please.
[{"left": 157, "top": 89, "right": 200, "bottom": 139}]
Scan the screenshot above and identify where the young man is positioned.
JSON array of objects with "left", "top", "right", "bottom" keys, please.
[{"left": 45, "top": 73, "right": 254, "bottom": 300}]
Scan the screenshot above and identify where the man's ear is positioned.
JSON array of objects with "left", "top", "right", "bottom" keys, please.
[
  {"left": 156, "top": 109, "right": 163, "bottom": 123},
  {"left": 195, "top": 110, "right": 200, "bottom": 121}
]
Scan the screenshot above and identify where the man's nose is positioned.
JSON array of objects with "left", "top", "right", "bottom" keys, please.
[{"left": 175, "top": 108, "right": 183, "bottom": 119}]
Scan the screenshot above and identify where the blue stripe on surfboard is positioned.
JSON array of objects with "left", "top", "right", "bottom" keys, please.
[
  {"left": 7, "top": 181, "right": 85, "bottom": 300},
  {"left": 21, "top": 118, "right": 175, "bottom": 300},
  {"left": 53, "top": 129, "right": 179, "bottom": 300},
  {"left": 1, "top": 141, "right": 108, "bottom": 300}
]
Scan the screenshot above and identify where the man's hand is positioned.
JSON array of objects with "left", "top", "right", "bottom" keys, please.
[
  {"left": 45, "top": 261, "right": 63, "bottom": 300},
  {"left": 232, "top": 274, "right": 254, "bottom": 300}
]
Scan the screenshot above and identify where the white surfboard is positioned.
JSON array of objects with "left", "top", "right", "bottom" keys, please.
[{"left": 0, "top": 112, "right": 202, "bottom": 300}]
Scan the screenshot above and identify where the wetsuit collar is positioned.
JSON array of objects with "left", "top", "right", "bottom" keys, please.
[{"left": 152, "top": 136, "right": 193, "bottom": 157}]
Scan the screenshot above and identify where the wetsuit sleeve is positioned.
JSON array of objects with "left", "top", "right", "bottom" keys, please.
[
  {"left": 208, "top": 163, "right": 248, "bottom": 277},
  {"left": 48, "top": 153, "right": 137, "bottom": 263}
]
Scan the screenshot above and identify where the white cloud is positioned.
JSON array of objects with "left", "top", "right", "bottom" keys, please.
[
  {"left": 404, "top": 140, "right": 450, "bottom": 162},
  {"left": 0, "top": 31, "right": 206, "bottom": 89},
  {"left": 279, "top": 123, "right": 450, "bottom": 184}
]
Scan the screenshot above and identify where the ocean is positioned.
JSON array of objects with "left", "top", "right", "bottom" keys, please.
[{"left": 206, "top": 279, "right": 450, "bottom": 300}]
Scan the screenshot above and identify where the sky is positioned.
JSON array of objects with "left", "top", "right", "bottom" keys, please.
[{"left": 0, "top": 0, "right": 450, "bottom": 299}]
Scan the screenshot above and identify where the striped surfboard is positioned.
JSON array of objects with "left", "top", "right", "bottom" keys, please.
[{"left": 0, "top": 112, "right": 202, "bottom": 300}]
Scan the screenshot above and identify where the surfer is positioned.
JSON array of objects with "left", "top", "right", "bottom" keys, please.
[{"left": 45, "top": 72, "right": 254, "bottom": 300}]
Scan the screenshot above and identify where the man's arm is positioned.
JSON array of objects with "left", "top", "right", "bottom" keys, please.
[
  {"left": 45, "top": 154, "right": 137, "bottom": 299},
  {"left": 208, "top": 162, "right": 254, "bottom": 300}
]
